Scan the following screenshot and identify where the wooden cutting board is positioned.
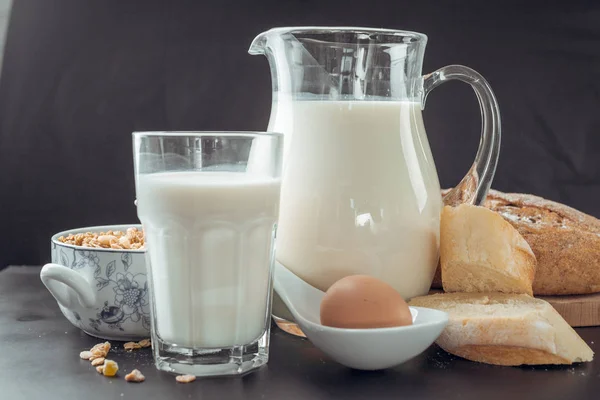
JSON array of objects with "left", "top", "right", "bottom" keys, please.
[
  {"left": 428, "top": 290, "right": 600, "bottom": 327},
  {"left": 539, "top": 293, "right": 600, "bottom": 327}
]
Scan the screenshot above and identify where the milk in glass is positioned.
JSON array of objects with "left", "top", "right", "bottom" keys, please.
[{"left": 136, "top": 171, "right": 280, "bottom": 348}]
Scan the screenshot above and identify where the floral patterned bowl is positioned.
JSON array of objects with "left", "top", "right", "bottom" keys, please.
[{"left": 40, "top": 225, "right": 150, "bottom": 341}]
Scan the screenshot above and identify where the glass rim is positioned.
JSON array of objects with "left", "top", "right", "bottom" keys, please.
[
  {"left": 132, "top": 131, "right": 284, "bottom": 138},
  {"left": 263, "top": 26, "right": 427, "bottom": 43}
]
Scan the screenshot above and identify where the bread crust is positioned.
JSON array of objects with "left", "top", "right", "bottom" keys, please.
[
  {"left": 484, "top": 190, "right": 600, "bottom": 295},
  {"left": 432, "top": 189, "right": 600, "bottom": 295},
  {"left": 443, "top": 345, "right": 570, "bottom": 366}
]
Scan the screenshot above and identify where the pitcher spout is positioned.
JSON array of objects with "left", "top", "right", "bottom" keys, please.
[
  {"left": 249, "top": 27, "right": 290, "bottom": 55},
  {"left": 249, "top": 27, "right": 292, "bottom": 55},
  {"left": 248, "top": 31, "right": 268, "bottom": 55}
]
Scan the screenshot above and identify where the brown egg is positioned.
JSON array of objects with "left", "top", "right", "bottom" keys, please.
[{"left": 320, "top": 275, "right": 413, "bottom": 329}]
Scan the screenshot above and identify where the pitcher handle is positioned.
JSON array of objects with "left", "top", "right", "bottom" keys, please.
[
  {"left": 40, "top": 263, "right": 97, "bottom": 309},
  {"left": 422, "top": 65, "right": 501, "bottom": 205}
]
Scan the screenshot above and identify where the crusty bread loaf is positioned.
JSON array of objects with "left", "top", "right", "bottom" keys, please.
[
  {"left": 484, "top": 190, "right": 600, "bottom": 295},
  {"left": 440, "top": 204, "right": 536, "bottom": 295},
  {"left": 409, "top": 292, "right": 594, "bottom": 366},
  {"left": 432, "top": 189, "right": 600, "bottom": 295}
]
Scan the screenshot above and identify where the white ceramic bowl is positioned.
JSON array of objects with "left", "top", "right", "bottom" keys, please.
[
  {"left": 274, "top": 262, "right": 449, "bottom": 370},
  {"left": 40, "top": 225, "right": 149, "bottom": 341}
]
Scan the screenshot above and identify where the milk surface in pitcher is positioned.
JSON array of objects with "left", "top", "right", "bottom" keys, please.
[{"left": 269, "top": 96, "right": 442, "bottom": 299}]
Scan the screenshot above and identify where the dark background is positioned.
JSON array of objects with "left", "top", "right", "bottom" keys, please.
[{"left": 0, "top": 0, "right": 599, "bottom": 268}]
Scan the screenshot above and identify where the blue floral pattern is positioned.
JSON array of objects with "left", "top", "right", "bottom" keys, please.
[
  {"left": 89, "top": 252, "right": 149, "bottom": 332},
  {"left": 54, "top": 245, "right": 150, "bottom": 336},
  {"left": 72, "top": 250, "right": 101, "bottom": 271},
  {"left": 114, "top": 272, "right": 148, "bottom": 322}
]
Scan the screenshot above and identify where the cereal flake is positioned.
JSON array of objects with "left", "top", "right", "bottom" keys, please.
[
  {"left": 125, "top": 369, "right": 145, "bottom": 383},
  {"left": 175, "top": 374, "right": 196, "bottom": 383}
]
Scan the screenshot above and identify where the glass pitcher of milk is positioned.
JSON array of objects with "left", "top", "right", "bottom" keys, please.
[{"left": 249, "top": 27, "right": 501, "bottom": 334}]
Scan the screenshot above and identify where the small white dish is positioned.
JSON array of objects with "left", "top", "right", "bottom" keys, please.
[{"left": 273, "top": 262, "right": 449, "bottom": 370}]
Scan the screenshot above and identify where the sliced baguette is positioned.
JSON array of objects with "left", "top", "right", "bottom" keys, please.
[
  {"left": 433, "top": 189, "right": 600, "bottom": 295},
  {"left": 409, "top": 292, "right": 594, "bottom": 366},
  {"left": 441, "top": 204, "right": 536, "bottom": 296}
]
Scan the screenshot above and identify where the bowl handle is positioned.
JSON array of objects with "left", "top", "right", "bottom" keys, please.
[{"left": 40, "top": 263, "right": 97, "bottom": 309}]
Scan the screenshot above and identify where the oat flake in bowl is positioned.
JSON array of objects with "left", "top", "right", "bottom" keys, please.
[{"left": 57, "top": 227, "right": 145, "bottom": 250}]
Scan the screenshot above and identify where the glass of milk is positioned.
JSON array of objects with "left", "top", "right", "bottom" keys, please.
[{"left": 133, "top": 132, "right": 283, "bottom": 377}]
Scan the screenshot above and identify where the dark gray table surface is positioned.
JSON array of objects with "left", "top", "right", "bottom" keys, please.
[{"left": 2, "top": 266, "right": 599, "bottom": 400}]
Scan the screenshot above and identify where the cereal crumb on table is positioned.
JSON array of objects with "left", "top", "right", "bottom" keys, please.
[
  {"left": 124, "top": 341, "right": 142, "bottom": 351},
  {"left": 91, "top": 357, "right": 105, "bottom": 366},
  {"left": 79, "top": 351, "right": 93, "bottom": 360},
  {"left": 90, "top": 341, "right": 111, "bottom": 358},
  {"left": 102, "top": 360, "right": 119, "bottom": 377},
  {"left": 125, "top": 369, "right": 145, "bottom": 383},
  {"left": 175, "top": 374, "right": 196, "bottom": 383},
  {"left": 138, "top": 338, "right": 151, "bottom": 348}
]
